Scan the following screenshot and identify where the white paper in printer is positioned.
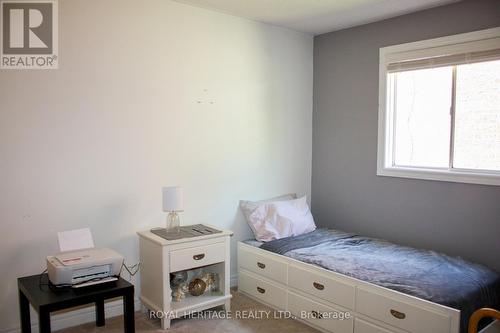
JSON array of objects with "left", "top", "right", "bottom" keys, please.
[{"left": 57, "top": 228, "right": 95, "bottom": 252}]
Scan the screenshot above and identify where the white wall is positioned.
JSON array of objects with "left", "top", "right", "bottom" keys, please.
[{"left": 0, "top": 0, "right": 313, "bottom": 330}]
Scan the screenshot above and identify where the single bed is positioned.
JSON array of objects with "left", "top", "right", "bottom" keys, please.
[{"left": 238, "top": 228, "right": 500, "bottom": 333}]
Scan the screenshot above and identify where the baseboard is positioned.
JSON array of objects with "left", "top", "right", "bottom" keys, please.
[{"left": 0, "top": 298, "right": 142, "bottom": 333}]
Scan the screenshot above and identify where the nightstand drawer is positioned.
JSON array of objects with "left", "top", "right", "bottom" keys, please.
[{"left": 170, "top": 242, "right": 225, "bottom": 272}]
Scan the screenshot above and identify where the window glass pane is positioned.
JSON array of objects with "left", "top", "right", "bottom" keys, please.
[
  {"left": 454, "top": 60, "right": 500, "bottom": 171},
  {"left": 393, "top": 67, "right": 452, "bottom": 168}
]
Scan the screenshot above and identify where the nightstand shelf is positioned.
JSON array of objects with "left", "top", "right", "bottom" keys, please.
[
  {"left": 170, "top": 292, "right": 230, "bottom": 314},
  {"left": 137, "top": 225, "right": 232, "bottom": 329}
]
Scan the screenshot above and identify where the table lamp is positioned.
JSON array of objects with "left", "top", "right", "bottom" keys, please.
[{"left": 162, "top": 186, "right": 183, "bottom": 234}]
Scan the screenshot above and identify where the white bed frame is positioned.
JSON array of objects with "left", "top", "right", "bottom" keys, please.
[{"left": 238, "top": 242, "right": 499, "bottom": 333}]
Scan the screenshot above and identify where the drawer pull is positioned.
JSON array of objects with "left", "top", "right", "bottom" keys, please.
[
  {"left": 257, "top": 262, "right": 266, "bottom": 269},
  {"left": 256, "top": 287, "right": 266, "bottom": 294},
  {"left": 193, "top": 254, "right": 205, "bottom": 260},
  {"left": 311, "top": 310, "right": 323, "bottom": 319},
  {"left": 313, "top": 282, "right": 325, "bottom": 290},
  {"left": 390, "top": 309, "right": 406, "bottom": 320}
]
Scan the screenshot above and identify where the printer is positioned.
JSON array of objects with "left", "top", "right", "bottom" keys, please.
[{"left": 47, "top": 248, "right": 123, "bottom": 288}]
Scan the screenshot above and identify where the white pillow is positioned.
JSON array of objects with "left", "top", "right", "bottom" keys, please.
[
  {"left": 239, "top": 193, "right": 297, "bottom": 236},
  {"left": 247, "top": 196, "right": 316, "bottom": 242}
]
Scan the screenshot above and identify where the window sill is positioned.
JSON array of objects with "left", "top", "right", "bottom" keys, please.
[{"left": 377, "top": 166, "right": 500, "bottom": 186}]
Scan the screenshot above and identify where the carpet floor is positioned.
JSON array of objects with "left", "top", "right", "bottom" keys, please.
[{"left": 56, "top": 289, "right": 320, "bottom": 333}]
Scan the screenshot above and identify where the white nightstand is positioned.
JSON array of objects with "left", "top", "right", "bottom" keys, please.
[{"left": 137, "top": 225, "right": 233, "bottom": 329}]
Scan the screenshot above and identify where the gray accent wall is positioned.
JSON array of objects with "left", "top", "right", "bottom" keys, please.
[{"left": 312, "top": 0, "right": 500, "bottom": 271}]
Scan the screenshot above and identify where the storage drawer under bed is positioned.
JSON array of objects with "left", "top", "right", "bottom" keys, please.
[
  {"left": 354, "top": 318, "right": 398, "bottom": 333},
  {"left": 239, "top": 271, "right": 287, "bottom": 310},
  {"left": 238, "top": 245, "right": 287, "bottom": 283},
  {"left": 288, "top": 263, "right": 355, "bottom": 310},
  {"left": 288, "top": 291, "right": 354, "bottom": 333},
  {"left": 355, "top": 287, "right": 451, "bottom": 333}
]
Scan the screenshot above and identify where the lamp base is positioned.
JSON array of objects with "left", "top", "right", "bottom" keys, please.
[{"left": 166, "top": 212, "right": 180, "bottom": 234}]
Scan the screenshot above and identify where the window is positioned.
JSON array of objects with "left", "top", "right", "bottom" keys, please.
[{"left": 378, "top": 28, "right": 500, "bottom": 186}]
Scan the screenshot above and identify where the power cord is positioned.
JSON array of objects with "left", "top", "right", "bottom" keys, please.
[{"left": 121, "top": 261, "right": 141, "bottom": 278}]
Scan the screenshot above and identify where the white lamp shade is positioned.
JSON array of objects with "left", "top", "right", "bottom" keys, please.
[{"left": 162, "top": 186, "right": 184, "bottom": 212}]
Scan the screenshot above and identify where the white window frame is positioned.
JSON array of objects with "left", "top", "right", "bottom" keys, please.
[{"left": 377, "top": 27, "right": 500, "bottom": 186}]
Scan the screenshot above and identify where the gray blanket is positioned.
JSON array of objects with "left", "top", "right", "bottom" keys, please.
[{"left": 258, "top": 228, "right": 500, "bottom": 333}]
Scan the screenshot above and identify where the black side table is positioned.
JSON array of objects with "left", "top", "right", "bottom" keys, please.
[{"left": 18, "top": 274, "right": 135, "bottom": 333}]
